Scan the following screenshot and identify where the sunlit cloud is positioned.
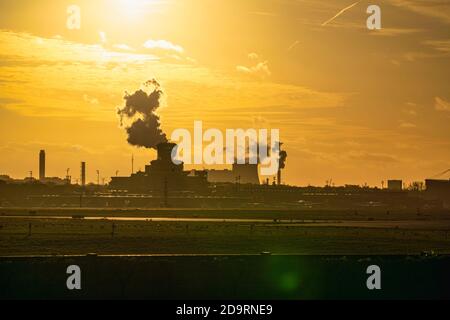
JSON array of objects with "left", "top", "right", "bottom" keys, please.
[
  {"left": 424, "top": 40, "right": 450, "bottom": 54},
  {"left": 113, "top": 44, "right": 135, "bottom": 51},
  {"left": 83, "top": 94, "right": 99, "bottom": 105},
  {"left": 143, "top": 39, "right": 184, "bottom": 53},
  {"left": 0, "top": 30, "right": 345, "bottom": 124},
  {"left": 236, "top": 53, "right": 271, "bottom": 78},
  {"left": 236, "top": 61, "right": 271, "bottom": 77},
  {"left": 399, "top": 121, "right": 416, "bottom": 128},
  {"left": 249, "top": 11, "right": 278, "bottom": 17},
  {"left": 369, "top": 28, "right": 423, "bottom": 37},
  {"left": 99, "top": 31, "right": 107, "bottom": 44},
  {"left": 435, "top": 97, "right": 450, "bottom": 112},
  {"left": 390, "top": 0, "right": 450, "bottom": 24},
  {"left": 247, "top": 52, "right": 259, "bottom": 60}
]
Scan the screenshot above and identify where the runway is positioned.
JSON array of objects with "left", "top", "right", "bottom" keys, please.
[{"left": 1, "top": 215, "right": 450, "bottom": 230}]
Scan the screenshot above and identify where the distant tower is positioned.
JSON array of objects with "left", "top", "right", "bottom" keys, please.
[
  {"left": 277, "top": 144, "right": 287, "bottom": 186},
  {"left": 39, "top": 150, "right": 45, "bottom": 181},
  {"left": 66, "top": 168, "right": 71, "bottom": 184},
  {"left": 81, "top": 162, "right": 86, "bottom": 186}
]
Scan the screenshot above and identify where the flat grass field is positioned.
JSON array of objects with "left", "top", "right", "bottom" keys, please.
[{"left": 1, "top": 207, "right": 450, "bottom": 256}]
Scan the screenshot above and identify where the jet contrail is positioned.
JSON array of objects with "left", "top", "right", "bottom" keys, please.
[
  {"left": 288, "top": 40, "right": 300, "bottom": 51},
  {"left": 321, "top": 1, "right": 360, "bottom": 26}
]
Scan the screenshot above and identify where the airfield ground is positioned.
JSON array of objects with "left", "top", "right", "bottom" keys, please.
[{"left": 1, "top": 207, "right": 449, "bottom": 255}]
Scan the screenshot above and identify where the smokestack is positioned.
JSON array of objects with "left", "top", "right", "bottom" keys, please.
[
  {"left": 39, "top": 150, "right": 45, "bottom": 181},
  {"left": 157, "top": 142, "right": 177, "bottom": 162},
  {"left": 277, "top": 144, "right": 287, "bottom": 186},
  {"left": 81, "top": 162, "right": 86, "bottom": 186}
]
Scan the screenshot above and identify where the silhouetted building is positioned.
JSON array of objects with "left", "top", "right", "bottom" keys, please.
[
  {"left": 39, "top": 150, "right": 45, "bottom": 181},
  {"left": 233, "top": 163, "right": 260, "bottom": 184},
  {"left": 0, "top": 175, "right": 12, "bottom": 182},
  {"left": 388, "top": 180, "right": 402, "bottom": 191},
  {"left": 110, "top": 143, "right": 207, "bottom": 193},
  {"left": 41, "top": 177, "right": 69, "bottom": 186},
  {"left": 425, "top": 179, "right": 450, "bottom": 208},
  {"left": 207, "top": 163, "right": 260, "bottom": 185}
]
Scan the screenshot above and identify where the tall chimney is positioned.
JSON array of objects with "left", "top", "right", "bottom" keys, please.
[
  {"left": 39, "top": 150, "right": 45, "bottom": 181},
  {"left": 157, "top": 142, "right": 177, "bottom": 162},
  {"left": 81, "top": 162, "right": 86, "bottom": 186}
]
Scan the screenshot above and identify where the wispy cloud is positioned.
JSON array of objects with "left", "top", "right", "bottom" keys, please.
[
  {"left": 403, "top": 39, "right": 450, "bottom": 61},
  {"left": 390, "top": 0, "right": 450, "bottom": 24},
  {"left": 113, "top": 44, "right": 135, "bottom": 51},
  {"left": 0, "top": 30, "right": 346, "bottom": 121},
  {"left": 99, "top": 31, "right": 107, "bottom": 44},
  {"left": 399, "top": 121, "right": 416, "bottom": 128},
  {"left": 143, "top": 39, "right": 184, "bottom": 53},
  {"left": 402, "top": 108, "right": 417, "bottom": 116},
  {"left": 369, "top": 28, "right": 422, "bottom": 37},
  {"left": 236, "top": 53, "right": 271, "bottom": 77},
  {"left": 321, "top": 1, "right": 360, "bottom": 26},
  {"left": 424, "top": 40, "right": 450, "bottom": 54},
  {"left": 83, "top": 94, "right": 99, "bottom": 105},
  {"left": 248, "top": 52, "right": 259, "bottom": 60},
  {"left": 236, "top": 61, "right": 271, "bottom": 77},
  {"left": 249, "top": 11, "right": 278, "bottom": 17},
  {"left": 435, "top": 97, "right": 450, "bottom": 112}
]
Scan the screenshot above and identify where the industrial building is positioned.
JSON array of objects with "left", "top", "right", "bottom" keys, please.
[
  {"left": 110, "top": 142, "right": 263, "bottom": 192},
  {"left": 388, "top": 180, "right": 402, "bottom": 191},
  {"left": 425, "top": 179, "right": 450, "bottom": 208},
  {"left": 2, "top": 147, "right": 449, "bottom": 210},
  {"left": 110, "top": 143, "right": 208, "bottom": 193},
  {"left": 206, "top": 163, "right": 260, "bottom": 185}
]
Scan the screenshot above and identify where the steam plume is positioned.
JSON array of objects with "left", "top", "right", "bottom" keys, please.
[{"left": 117, "top": 79, "right": 167, "bottom": 149}]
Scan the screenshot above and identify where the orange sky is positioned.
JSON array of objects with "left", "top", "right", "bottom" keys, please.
[{"left": 0, "top": 0, "right": 449, "bottom": 186}]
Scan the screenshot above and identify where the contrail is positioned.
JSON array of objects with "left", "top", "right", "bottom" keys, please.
[
  {"left": 321, "top": 1, "right": 360, "bottom": 26},
  {"left": 288, "top": 40, "right": 300, "bottom": 51}
]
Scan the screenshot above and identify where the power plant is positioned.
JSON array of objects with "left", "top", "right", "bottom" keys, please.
[
  {"left": 0, "top": 147, "right": 449, "bottom": 210},
  {"left": 110, "top": 142, "right": 208, "bottom": 193}
]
